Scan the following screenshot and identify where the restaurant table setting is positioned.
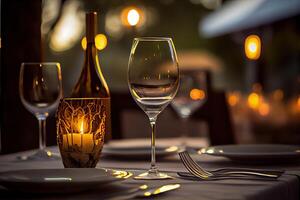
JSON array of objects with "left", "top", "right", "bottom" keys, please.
[
  {"left": 1, "top": 138, "right": 300, "bottom": 200},
  {"left": 2, "top": 11, "right": 300, "bottom": 200}
]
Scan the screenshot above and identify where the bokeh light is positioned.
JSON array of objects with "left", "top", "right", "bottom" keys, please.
[
  {"left": 95, "top": 34, "right": 108, "bottom": 50},
  {"left": 244, "top": 34, "right": 261, "bottom": 60},
  {"left": 228, "top": 92, "right": 240, "bottom": 107},
  {"left": 190, "top": 89, "right": 206, "bottom": 100},
  {"left": 127, "top": 9, "right": 140, "bottom": 26},
  {"left": 81, "top": 34, "right": 108, "bottom": 51},
  {"left": 121, "top": 6, "right": 144, "bottom": 27},
  {"left": 49, "top": 0, "right": 84, "bottom": 52},
  {"left": 258, "top": 102, "right": 270, "bottom": 116},
  {"left": 248, "top": 92, "right": 260, "bottom": 109}
]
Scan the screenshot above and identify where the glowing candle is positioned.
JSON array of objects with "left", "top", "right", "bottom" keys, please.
[
  {"left": 62, "top": 120, "right": 95, "bottom": 153},
  {"left": 57, "top": 98, "right": 106, "bottom": 167}
]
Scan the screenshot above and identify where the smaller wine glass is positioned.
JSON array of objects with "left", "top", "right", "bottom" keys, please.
[
  {"left": 19, "top": 62, "right": 63, "bottom": 160},
  {"left": 171, "top": 70, "right": 207, "bottom": 148}
]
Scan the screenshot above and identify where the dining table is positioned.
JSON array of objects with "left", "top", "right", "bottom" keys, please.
[{"left": 0, "top": 138, "right": 299, "bottom": 200}]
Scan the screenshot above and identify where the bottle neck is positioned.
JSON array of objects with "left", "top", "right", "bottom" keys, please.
[
  {"left": 85, "top": 41, "right": 97, "bottom": 59},
  {"left": 86, "top": 12, "right": 97, "bottom": 43},
  {"left": 84, "top": 41, "right": 100, "bottom": 79},
  {"left": 71, "top": 11, "right": 109, "bottom": 98}
]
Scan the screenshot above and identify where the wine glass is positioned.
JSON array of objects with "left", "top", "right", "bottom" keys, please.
[
  {"left": 171, "top": 70, "right": 207, "bottom": 148},
  {"left": 128, "top": 37, "right": 179, "bottom": 180},
  {"left": 19, "top": 62, "right": 63, "bottom": 160}
]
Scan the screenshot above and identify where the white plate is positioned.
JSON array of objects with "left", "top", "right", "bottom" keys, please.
[
  {"left": 200, "top": 144, "right": 300, "bottom": 163},
  {"left": 0, "top": 168, "right": 130, "bottom": 193},
  {"left": 102, "top": 146, "right": 179, "bottom": 160}
]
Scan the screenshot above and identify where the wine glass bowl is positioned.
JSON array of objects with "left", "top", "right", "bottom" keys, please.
[
  {"left": 19, "top": 62, "right": 63, "bottom": 160},
  {"left": 171, "top": 70, "right": 207, "bottom": 147},
  {"left": 20, "top": 64, "right": 62, "bottom": 117},
  {"left": 128, "top": 37, "right": 179, "bottom": 179},
  {"left": 129, "top": 38, "right": 179, "bottom": 117},
  {"left": 171, "top": 70, "right": 207, "bottom": 118}
]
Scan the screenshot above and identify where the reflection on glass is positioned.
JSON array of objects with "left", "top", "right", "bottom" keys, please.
[
  {"left": 19, "top": 62, "right": 63, "bottom": 160},
  {"left": 128, "top": 37, "right": 179, "bottom": 180}
]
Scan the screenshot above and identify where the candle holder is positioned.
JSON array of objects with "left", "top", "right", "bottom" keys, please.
[{"left": 56, "top": 98, "right": 106, "bottom": 168}]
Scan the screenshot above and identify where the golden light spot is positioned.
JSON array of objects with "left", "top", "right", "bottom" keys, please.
[
  {"left": 121, "top": 7, "right": 143, "bottom": 27},
  {"left": 248, "top": 92, "right": 260, "bottom": 109},
  {"left": 258, "top": 102, "right": 270, "bottom": 116},
  {"left": 198, "top": 148, "right": 205, "bottom": 154},
  {"left": 144, "top": 192, "right": 151, "bottom": 197},
  {"left": 153, "top": 184, "right": 180, "bottom": 195},
  {"left": 165, "top": 146, "right": 179, "bottom": 152},
  {"left": 297, "top": 96, "right": 300, "bottom": 108},
  {"left": 127, "top": 9, "right": 140, "bottom": 26},
  {"left": 206, "top": 149, "right": 214, "bottom": 154},
  {"left": 81, "top": 34, "right": 108, "bottom": 51},
  {"left": 140, "top": 185, "right": 148, "bottom": 190},
  {"left": 81, "top": 37, "right": 87, "bottom": 50},
  {"left": 190, "top": 89, "right": 206, "bottom": 100},
  {"left": 95, "top": 34, "right": 107, "bottom": 50},
  {"left": 245, "top": 34, "right": 261, "bottom": 60},
  {"left": 228, "top": 93, "right": 240, "bottom": 106},
  {"left": 46, "top": 151, "right": 52, "bottom": 157}
]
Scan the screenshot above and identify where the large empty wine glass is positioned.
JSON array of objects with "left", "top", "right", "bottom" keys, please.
[
  {"left": 128, "top": 37, "right": 179, "bottom": 180},
  {"left": 171, "top": 70, "right": 207, "bottom": 148},
  {"left": 19, "top": 62, "right": 63, "bottom": 160}
]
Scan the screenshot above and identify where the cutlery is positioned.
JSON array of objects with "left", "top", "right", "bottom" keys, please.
[
  {"left": 177, "top": 172, "right": 280, "bottom": 181},
  {"left": 210, "top": 167, "right": 283, "bottom": 176},
  {"left": 179, "top": 151, "right": 281, "bottom": 180},
  {"left": 108, "top": 184, "right": 180, "bottom": 200}
]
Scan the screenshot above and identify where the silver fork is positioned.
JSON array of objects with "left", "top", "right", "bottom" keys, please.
[{"left": 178, "top": 151, "right": 281, "bottom": 179}]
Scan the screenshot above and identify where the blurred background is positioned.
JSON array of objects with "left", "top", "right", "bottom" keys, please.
[{"left": 1, "top": 0, "right": 300, "bottom": 153}]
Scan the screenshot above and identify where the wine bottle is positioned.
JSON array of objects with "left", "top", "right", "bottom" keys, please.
[{"left": 71, "top": 12, "right": 111, "bottom": 140}]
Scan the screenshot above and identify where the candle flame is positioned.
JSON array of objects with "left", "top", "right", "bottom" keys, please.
[{"left": 80, "top": 120, "right": 84, "bottom": 134}]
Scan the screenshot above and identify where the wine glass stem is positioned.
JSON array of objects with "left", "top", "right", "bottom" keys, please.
[
  {"left": 38, "top": 118, "right": 47, "bottom": 150},
  {"left": 180, "top": 117, "right": 189, "bottom": 147},
  {"left": 149, "top": 118, "right": 157, "bottom": 173}
]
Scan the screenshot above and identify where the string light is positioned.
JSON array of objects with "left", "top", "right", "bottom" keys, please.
[
  {"left": 121, "top": 7, "right": 143, "bottom": 27},
  {"left": 245, "top": 34, "right": 261, "bottom": 60},
  {"left": 127, "top": 9, "right": 140, "bottom": 26}
]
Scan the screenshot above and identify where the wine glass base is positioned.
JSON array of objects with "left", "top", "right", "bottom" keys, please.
[
  {"left": 17, "top": 149, "right": 61, "bottom": 161},
  {"left": 134, "top": 170, "right": 173, "bottom": 180}
]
